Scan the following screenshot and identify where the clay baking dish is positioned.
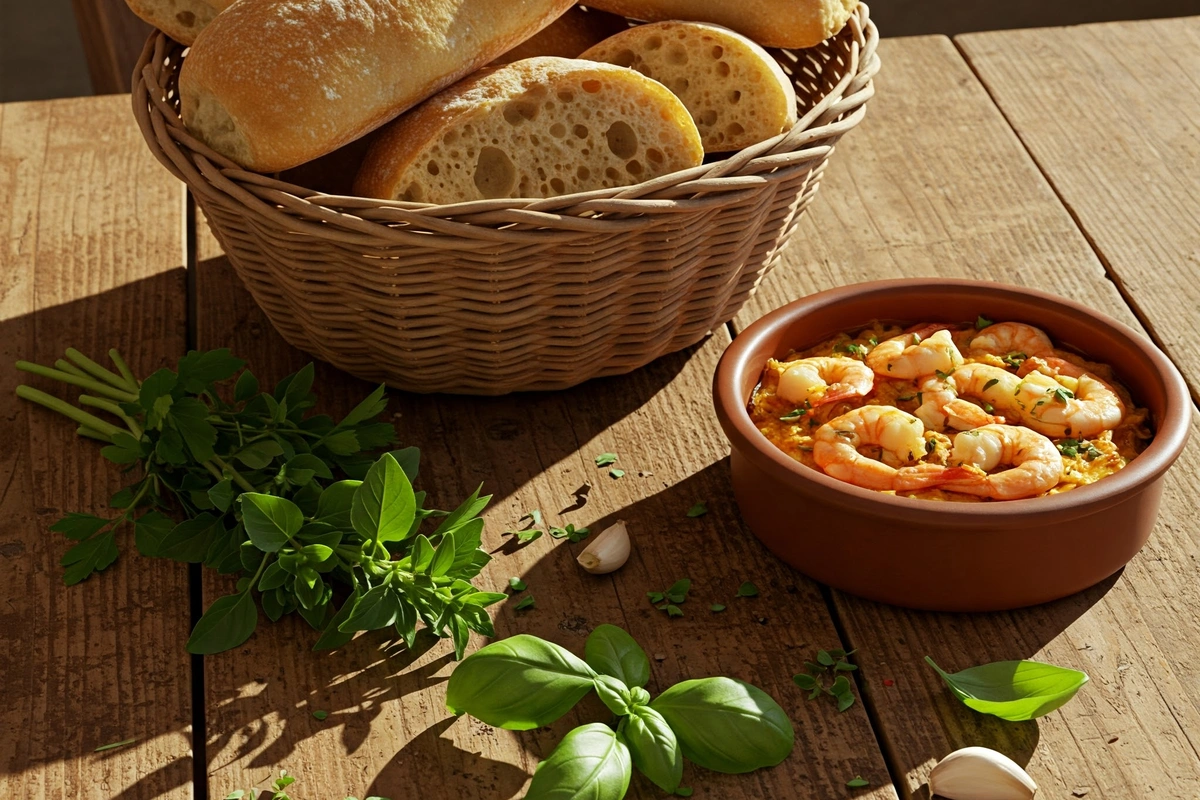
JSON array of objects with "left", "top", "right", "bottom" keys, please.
[{"left": 714, "top": 279, "right": 1192, "bottom": 611}]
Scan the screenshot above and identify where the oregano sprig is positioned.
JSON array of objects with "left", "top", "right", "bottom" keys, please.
[{"left": 16, "top": 347, "right": 500, "bottom": 657}]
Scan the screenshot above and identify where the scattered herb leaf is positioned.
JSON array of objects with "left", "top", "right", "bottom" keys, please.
[
  {"left": 736, "top": 581, "right": 759, "bottom": 598},
  {"left": 686, "top": 503, "right": 708, "bottom": 518},
  {"left": 975, "top": 315, "right": 994, "bottom": 330},
  {"left": 710, "top": 604, "right": 726, "bottom": 613},
  {"left": 94, "top": 737, "right": 138, "bottom": 752},
  {"left": 594, "top": 453, "right": 618, "bottom": 467},
  {"left": 549, "top": 523, "right": 590, "bottom": 543},
  {"left": 609, "top": 468, "right": 625, "bottom": 479},
  {"left": 515, "top": 595, "right": 536, "bottom": 611},
  {"left": 847, "top": 776, "right": 870, "bottom": 788},
  {"left": 508, "top": 576, "right": 527, "bottom": 592},
  {"left": 925, "top": 656, "right": 1089, "bottom": 721},
  {"left": 312, "top": 710, "right": 328, "bottom": 721}
]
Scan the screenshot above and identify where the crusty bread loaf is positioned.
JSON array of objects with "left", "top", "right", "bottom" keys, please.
[
  {"left": 581, "top": 0, "right": 858, "bottom": 49},
  {"left": 179, "top": 0, "right": 575, "bottom": 172},
  {"left": 354, "top": 57, "right": 703, "bottom": 204},
  {"left": 492, "top": 6, "right": 629, "bottom": 64},
  {"left": 123, "top": 0, "right": 235, "bottom": 45},
  {"left": 581, "top": 21, "right": 796, "bottom": 152}
]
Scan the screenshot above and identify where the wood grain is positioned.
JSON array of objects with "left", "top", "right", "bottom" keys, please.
[
  {"left": 957, "top": 17, "right": 1200, "bottom": 403},
  {"left": 734, "top": 35, "right": 1200, "bottom": 798},
  {"left": 193, "top": 223, "right": 898, "bottom": 799},
  {"left": 0, "top": 97, "right": 191, "bottom": 798}
]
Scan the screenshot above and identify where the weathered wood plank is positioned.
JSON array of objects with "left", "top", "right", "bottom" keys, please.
[
  {"left": 0, "top": 96, "right": 192, "bottom": 799},
  {"left": 957, "top": 17, "right": 1200, "bottom": 404},
  {"left": 193, "top": 222, "right": 898, "bottom": 799},
  {"left": 734, "top": 35, "right": 1200, "bottom": 799}
]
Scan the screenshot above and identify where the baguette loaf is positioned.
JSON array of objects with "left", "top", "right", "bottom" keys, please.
[
  {"left": 179, "top": 0, "right": 575, "bottom": 172},
  {"left": 354, "top": 57, "right": 703, "bottom": 204},
  {"left": 581, "top": 21, "right": 796, "bottom": 152},
  {"left": 581, "top": 0, "right": 858, "bottom": 49},
  {"left": 492, "top": 6, "right": 629, "bottom": 64},
  {"left": 123, "top": 0, "right": 235, "bottom": 45}
]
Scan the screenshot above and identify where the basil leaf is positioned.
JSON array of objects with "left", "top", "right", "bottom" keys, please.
[
  {"left": 622, "top": 706, "right": 682, "bottom": 793},
  {"left": 594, "top": 674, "right": 631, "bottom": 716},
  {"left": 925, "top": 657, "right": 1089, "bottom": 721},
  {"left": 433, "top": 484, "right": 490, "bottom": 536},
  {"left": 338, "top": 584, "right": 400, "bottom": 632},
  {"left": 585, "top": 624, "right": 651, "bottom": 689},
  {"left": 650, "top": 677, "right": 794, "bottom": 773},
  {"left": 316, "top": 480, "right": 361, "bottom": 528},
  {"left": 445, "top": 634, "right": 596, "bottom": 730},
  {"left": 387, "top": 446, "right": 420, "bottom": 482},
  {"left": 525, "top": 723, "right": 631, "bottom": 800},
  {"left": 187, "top": 591, "right": 258, "bottom": 654},
  {"left": 239, "top": 494, "right": 302, "bottom": 553},
  {"left": 350, "top": 453, "right": 416, "bottom": 544},
  {"left": 312, "top": 589, "right": 360, "bottom": 652}
]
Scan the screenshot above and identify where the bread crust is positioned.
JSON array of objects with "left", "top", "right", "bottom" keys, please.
[
  {"left": 581, "top": 0, "right": 859, "bottom": 49},
  {"left": 581, "top": 21, "right": 797, "bottom": 152},
  {"left": 179, "top": 0, "right": 576, "bottom": 172},
  {"left": 354, "top": 56, "right": 704, "bottom": 203},
  {"left": 123, "top": 0, "right": 235, "bottom": 45},
  {"left": 492, "top": 6, "right": 629, "bottom": 65}
]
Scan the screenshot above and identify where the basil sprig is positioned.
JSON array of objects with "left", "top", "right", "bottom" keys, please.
[
  {"left": 925, "top": 656, "right": 1089, "bottom": 721},
  {"left": 17, "top": 347, "right": 500, "bottom": 657},
  {"left": 446, "top": 626, "right": 795, "bottom": 796}
]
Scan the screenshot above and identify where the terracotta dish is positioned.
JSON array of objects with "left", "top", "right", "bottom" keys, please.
[{"left": 714, "top": 280, "right": 1191, "bottom": 611}]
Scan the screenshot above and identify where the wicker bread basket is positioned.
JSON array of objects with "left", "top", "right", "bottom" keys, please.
[{"left": 133, "top": 4, "right": 879, "bottom": 395}]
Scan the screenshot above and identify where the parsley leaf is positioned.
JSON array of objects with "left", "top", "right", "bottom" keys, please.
[
  {"left": 686, "top": 502, "right": 708, "bottom": 518},
  {"left": 594, "top": 453, "right": 618, "bottom": 467}
]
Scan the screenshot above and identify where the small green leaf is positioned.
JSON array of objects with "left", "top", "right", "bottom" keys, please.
[
  {"left": 51, "top": 513, "right": 108, "bottom": 541},
  {"left": 609, "top": 468, "right": 625, "bottom": 479},
  {"left": 847, "top": 776, "right": 870, "bottom": 788},
  {"left": 622, "top": 705, "right": 682, "bottom": 792},
  {"left": 736, "top": 581, "right": 759, "bottom": 598},
  {"left": 312, "top": 710, "right": 328, "bottom": 721},
  {"left": 515, "top": 595, "right": 536, "bottom": 611},
  {"left": 350, "top": 453, "right": 417, "bottom": 544},
  {"left": 233, "top": 439, "right": 285, "bottom": 469},
  {"left": 93, "top": 737, "right": 139, "bottom": 752},
  {"left": 975, "top": 315, "right": 994, "bottom": 330},
  {"left": 793, "top": 673, "right": 817, "bottom": 690},
  {"left": 233, "top": 370, "right": 259, "bottom": 402},
  {"left": 240, "top": 494, "right": 303, "bottom": 553},
  {"left": 134, "top": 511, "right": 173, "bottom": 557},
  {"left": 187, "top": 592, "right": 258, "bottom": 654},
  {"left": 674, "top": 789, "right": 693, "bottom": 797},
  {"left": 817, "top": 649, "right": 834, "bottom": 667},
  {"left": 508, "top": 577, "right": 527, "bottom": 592},
  {"left": 686, "top": 502, "right": 708, "bottom": 518},
  {"left": 925, "top": 656, "right": 1089, "bottom": 721},
  {"left": 337, "top": 383, "right": 388, "bottom": 428},
  {"left": 594, "top": 453, "right": 618, "bottom": 467},
  {"left": 710, "top": 604, "right": 726, "bottom": 612},
  {"left": 61, "top": 533, "right": 119, "bottom": 584},
  {"left": 315, "top": 480, "right": 361, "bottom": 528}
]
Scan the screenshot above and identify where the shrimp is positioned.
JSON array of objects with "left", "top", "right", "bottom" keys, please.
[
  {"left": 914, "top": 364, "right": 1020, "bottom": 431},
  {"left": 939, "top": 424, "right": 1063, "bottom": 500},
  {"left": 776, "top": 357, "right": 875, "bottom": 407},
  {"left": 813, "top": 407, "right": 974, "bottom": 491},
  {"left": 866, "top": 326, "right": 964, "bottom": 380},
  {"left": 968, "top": 322, "right": 1055, "bottom": 358},
  {"left": 1014, "top": 370, "right": 1125, "bottom": 438}
]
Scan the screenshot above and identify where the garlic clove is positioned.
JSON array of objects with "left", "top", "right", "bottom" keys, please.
[
  {"left": 929, "top": 746, "right": 1037, "bottom": 800},
  {"left": 576, "top": 520, "right": 630, "bottom": 574}
]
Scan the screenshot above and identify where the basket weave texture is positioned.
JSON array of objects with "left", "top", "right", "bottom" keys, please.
[{"left": 133, "top": 5, "right": 880, "bottom": 395}]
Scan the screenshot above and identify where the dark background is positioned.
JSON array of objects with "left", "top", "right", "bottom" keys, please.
[{"left": 4, "top": 0, "right": 1200, "bottom": 103}]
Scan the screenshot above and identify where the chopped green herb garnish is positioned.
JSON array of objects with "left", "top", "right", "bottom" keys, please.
[
  {"left": 508, "top": 576, "right": 527, "bottom": 592},
  {"left": 514, "top": 595, "right": 536, "bottom": 611},
  {"left": 975, "top": 315, "right": 994, "bottom": 330},
  {"left": 710, "top": 604, "right": 726, "bottom": 613},
  {"left": 847, "top": 776, "right": 870, "bottom": 789},
  {"left": 836, "top": 342, "right": 868, "bottom": 358},
  {"left": 312, "top": 710, "right": 328, "bottom": 721},
  {"left": 982, "top": 402, "right": 995, "bottom": 413},
  {"left": 549, "top": 523, "right": 589, "bottom": 543},
  {"left": 983, "top": 378, "right": 999, "bottom": 392},
  {"left": 505, "top": 512, "right": 544, "bottom": 544},
  {"left": 1051, "top": 387, "right": 1074, "bottom": 404},
  {"left": 686, "top": 502, "right": 708, "bottom": 518},
  {"left": 594, "top": 453, "right": 618, "bottom": 467},
  {"left": 868, "top": 336, "right": 879, "bottom": 347},
  {"left": 609, "top": 468, "right": 625, "bottom": 479},
  {"left": 780, "top": 408, "right": 807, "bottom": 421},
  {"left": 794, "top": 648, "right": 858, "bottom": 711},
  {"left": 736, "top": 581, "right": 759, "bottom": 598},
  {"left": 1001, "top": 352, "right": 1028, "bottom": 369}
]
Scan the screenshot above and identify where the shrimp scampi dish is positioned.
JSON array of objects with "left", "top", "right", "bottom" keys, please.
[{"left": 750, "top": 319, "right": 1153, "bottom": 501}]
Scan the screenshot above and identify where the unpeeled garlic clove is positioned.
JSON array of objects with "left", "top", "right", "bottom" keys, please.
[
  {"left": 929, "top": 747, "right": 1037, "bottom": 800},
  {"left": 576, "top": 521, "right": 630, "bottom": 574}
]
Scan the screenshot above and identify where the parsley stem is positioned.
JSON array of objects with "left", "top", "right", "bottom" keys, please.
[
  {"left": 201, "top": 460, "right": 225, "bottom": 483},
  {"left": 65, "top": 348, "right": 138, "bottom": 394},
  {"left": 76, "top": 425, "right": 112, "bottom": 442},
  {"left": 77, "top": 395, "right": 143, "bottom": 439},
  {"left": 54, "top": 359, "right": 91, "bottom": 380},
  {"left": 209, "top": 454, "right": 256, "bottom": 493},
  {"left": 108, "top": 349, "right": 138, "bottom": 391},
  {"left": 15, "top": 361, "right": 138, "bottom": 403},
  {"left": 15, "top": 385, "right": 122, "bottom": 440}
]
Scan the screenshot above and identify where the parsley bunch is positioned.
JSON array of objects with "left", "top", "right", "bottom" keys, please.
[{"left": 16, "top": 348, "right": 501, "bottom": 657}]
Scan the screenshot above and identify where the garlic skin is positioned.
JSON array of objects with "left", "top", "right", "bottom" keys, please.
[
  {"left": 576, "top": 521, "right": 630, "bottom": 574},
  {"left": 929, "top": 747, "right": 1037, "bottom": 800}
]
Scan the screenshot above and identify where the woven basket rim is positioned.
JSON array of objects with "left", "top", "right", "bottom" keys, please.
[{"left": 133, "top": 3, "right": 880, "bottom": 234}]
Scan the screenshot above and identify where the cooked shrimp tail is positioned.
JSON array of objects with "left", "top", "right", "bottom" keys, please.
[
  {"left": 940, "top": 424, "right": 1063, "bottom": 500},
  {"left": 968, "top": 322, "right": 1055, "bottom": 358},
  {"left": 866, "top": 328, "right": 964, "bottom": 380},
  {"left": 814, "top": 406, "right": 929, "bottom": 490}
]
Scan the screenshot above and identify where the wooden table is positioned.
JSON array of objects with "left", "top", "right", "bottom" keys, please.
[{"left": 4, "top": 16, "right": 1200, "bottom": 800}]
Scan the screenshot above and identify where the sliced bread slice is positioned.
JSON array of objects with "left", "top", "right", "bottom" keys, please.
[
  {"left": 354, "top": 56, "right": 703, "bottom": 204},
  {"left": 581, "top": 21, "right": 797, "bottom": 152}
]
